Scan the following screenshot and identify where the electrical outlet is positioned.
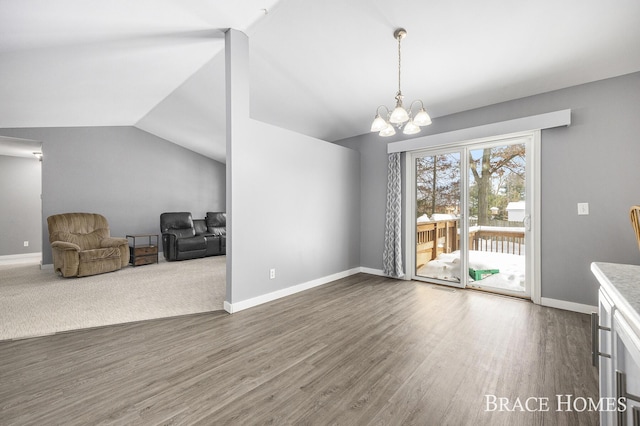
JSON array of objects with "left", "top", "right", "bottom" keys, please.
[
  {"left": 270, "top": 268, "right": 276, "bottom": 279},
  {"left": 23, "top": 241, "right": 29, "bottom": 247},
  {"left": 577, "top": 202, "right": 589, "bottom": 216}
]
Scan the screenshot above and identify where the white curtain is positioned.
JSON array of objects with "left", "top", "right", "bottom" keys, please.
[{"left": 383, "top": 152, "right": 404, "bottom": 278}]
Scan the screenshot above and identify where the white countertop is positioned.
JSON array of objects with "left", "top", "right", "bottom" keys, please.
[{"left": 592, "top": 262, "right": 640, "bottom": 334}]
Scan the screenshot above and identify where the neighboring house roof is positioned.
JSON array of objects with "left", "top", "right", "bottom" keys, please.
[{"left": 506, "top": 201, "right": 526, "bottom": 211}]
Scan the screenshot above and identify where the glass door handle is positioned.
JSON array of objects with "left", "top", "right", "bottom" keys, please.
[{"left": 523, "top": 215, "right": 531, "bottom": 231}]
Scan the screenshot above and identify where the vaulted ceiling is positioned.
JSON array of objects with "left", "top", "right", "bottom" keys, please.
[{"left": 2, "top": 0, "right": 640, "bottom": 163}]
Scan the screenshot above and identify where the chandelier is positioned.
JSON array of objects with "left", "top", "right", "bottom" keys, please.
[{"left": 370, "top": 28, "right": 431, "bottom": 137}]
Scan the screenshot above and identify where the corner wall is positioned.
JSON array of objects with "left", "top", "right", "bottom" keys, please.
[
  {"left": 225, "top": 30, "right": 361, "bottom": 307},
  {"left": 336, "top": 71, "right": 640, "bottom": 307},
  {"left": 0, "top": 126, "right": 226, "bottom": 264},
  {"left": 0, "top": 155, "right": 42, "bottom": 256}
]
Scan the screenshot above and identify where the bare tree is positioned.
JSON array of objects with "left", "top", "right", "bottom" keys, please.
[
  {"left": 469, "top": 144, "right": 525, "bottom": 225},
  {"left": 416, "top": 154, "right": 460, "bottom": 217}
]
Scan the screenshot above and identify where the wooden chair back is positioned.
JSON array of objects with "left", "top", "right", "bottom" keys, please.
[{"left": 630, "top": 206, "right": 640, "bottom": 251}]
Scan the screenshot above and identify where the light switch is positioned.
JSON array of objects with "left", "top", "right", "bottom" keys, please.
[{"left": 577, "top": 203, "right": 589, "bottom": 215}]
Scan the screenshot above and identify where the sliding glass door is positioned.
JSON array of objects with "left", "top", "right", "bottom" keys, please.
[
  {"left": 467, "top": 142, "right": 527, "bottom": 295},
  {"left": 411, "top": 135, "right": 533, "bottom": 298},
  {"left": 415, "top": 151, "right": 464, "bottom": 286}
]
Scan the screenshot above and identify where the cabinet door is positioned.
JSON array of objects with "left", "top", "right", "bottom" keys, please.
[
  {"left": 600, "top": 289, "right": 615, "bottom": 425},
  {"left": 613, "top": 311, "right": 640, "bottom": 425}
]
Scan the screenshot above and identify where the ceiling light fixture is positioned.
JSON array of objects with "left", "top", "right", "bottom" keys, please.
[{"left": 370, "top": 28, "right": 431, "bottom": 137}]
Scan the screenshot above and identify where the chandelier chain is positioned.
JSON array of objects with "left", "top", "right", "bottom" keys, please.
[{"left": 397, "top": 34, "right": 402, "bottom": 95}]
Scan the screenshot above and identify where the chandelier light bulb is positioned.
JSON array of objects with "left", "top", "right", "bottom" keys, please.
[
  {"left": 389, "top": 105, "right": 409, "bottom": 124},
  {"left": 370, "top": 114, "right": 388, "bottom": 132},
  {"left": 402, "top": 120, "right": 421, "bottom": 135},
  {"left": 379, "top": 123, "right": 396, "bottom": 137},
  {"left": 413, "top": 108, "right": 432, "bottom": 126}
]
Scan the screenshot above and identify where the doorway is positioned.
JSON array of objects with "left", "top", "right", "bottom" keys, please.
[{"left": 409, "top": 133, "right": 537, "bottom": 298}]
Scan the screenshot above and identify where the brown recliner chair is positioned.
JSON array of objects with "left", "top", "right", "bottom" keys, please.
[{"left": 47, "top": 213, "right": 129, "bottom": 277}]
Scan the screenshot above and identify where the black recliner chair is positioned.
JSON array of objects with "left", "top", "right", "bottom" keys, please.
[
  {"left": 205, "top": 212, "right": 226, "bottom": 255},
  {"left": 160, "top": 212, "right": 207, "bottom": 261},
  {"left": 160, "top": 212, "right": 226, "bottom": 261}
]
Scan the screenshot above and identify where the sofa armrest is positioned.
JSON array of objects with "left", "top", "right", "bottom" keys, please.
[
  {"left": 162, "top": 233, "right": 178, "bottom": 260},
  {"left": 51, "top": 241, "right": 81, "bottom": 251},
  {"left": 100, "top": 237, "right": 128, "bottom": 248},
  {"left": 162, "top": 232, "right": 180, "bottom": 245}
]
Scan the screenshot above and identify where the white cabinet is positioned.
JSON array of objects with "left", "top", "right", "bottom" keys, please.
[
  {"left": 597, "top": 288, "right": 615, "bottom": 425},
  {"left": 593, "top": 262, "right": 640, "bottom": 426},
  {"left": 613, "top": 310, "right": 640, "bottom": 425}
]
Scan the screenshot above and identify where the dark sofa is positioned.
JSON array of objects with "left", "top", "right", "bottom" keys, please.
[{"left": 160, "top": 212, "right": 226, "bottom": 261}]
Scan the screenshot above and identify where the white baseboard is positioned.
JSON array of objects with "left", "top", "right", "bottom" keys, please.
[
  {"left": 356, "top": 270, "right": 597, "bottom": 315},
  {"left": 359, "top": 267, "right": 386, "bottom": 277},
  {"left": 224, "top": 267, "right": 361, "bottom": 314},
  {"left": 235, "top": 266, "right": 597, "bottom": 317},
  {"left": 540, "top": 297, "right": 597, "bottom": 314},
  {"left": 0, "top": 252, "right": 42, "bottom": 266}
]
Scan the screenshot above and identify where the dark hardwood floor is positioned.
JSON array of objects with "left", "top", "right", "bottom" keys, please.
[{"left": 0, "top": 273, "right": 598, "bottom": 425}]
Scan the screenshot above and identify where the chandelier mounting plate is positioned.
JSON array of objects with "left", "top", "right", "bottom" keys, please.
[{"left": 394, "top": 28, "right": 407, "bottom": 40}]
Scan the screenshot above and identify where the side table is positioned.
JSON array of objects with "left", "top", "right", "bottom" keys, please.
[{"left": 126, "top": 234, "right": 159, "bottom": 266}]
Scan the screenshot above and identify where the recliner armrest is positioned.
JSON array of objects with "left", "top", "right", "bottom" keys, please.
[
  {"left": 51, "top": 241, "right": 81, "bottom": 251},
  {"left": 162, "top": 232, "right": 179, "bottom": 260},
  {"left": 100, "top": 237, "right": 128, "bottom": 248}
]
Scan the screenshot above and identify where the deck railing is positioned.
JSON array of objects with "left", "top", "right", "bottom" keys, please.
[
  {"left": 416, "top": 220, "right": 459, "bottom": 269},
  {"left": 470, "top": 227, "right": 525, "bottom": 255},
  {"left": 416, "top": 219, "right": 525, "bottom": 269}
]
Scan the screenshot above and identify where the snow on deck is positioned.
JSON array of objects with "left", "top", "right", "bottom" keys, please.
[{"left": 417, "top": 250, "right": 525, "bottom": 292}]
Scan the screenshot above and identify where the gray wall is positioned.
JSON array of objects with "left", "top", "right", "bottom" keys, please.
[
  {"left": 336, "top": 71, "right": 640, "bottom": 307},
  {"left": 0, "top": 155, "right": 42, "bottom": 256},
  {"left": 229, "top": 119, "right": 361, "bottom": 303},
  {"left": 226, "top": 30, "right": 361, "bottom": 304},
  {"left": 0, "top": 126, "right": 226, "bottom": 264}
]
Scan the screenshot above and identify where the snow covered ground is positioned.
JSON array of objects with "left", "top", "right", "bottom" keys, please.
[{"left": 417, "top": 250, "right": 525, "bottom": 292}]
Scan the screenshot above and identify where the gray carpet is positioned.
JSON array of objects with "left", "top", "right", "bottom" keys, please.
[{"left": 0, "top": 256, "right": 226, "bottom": 341}]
